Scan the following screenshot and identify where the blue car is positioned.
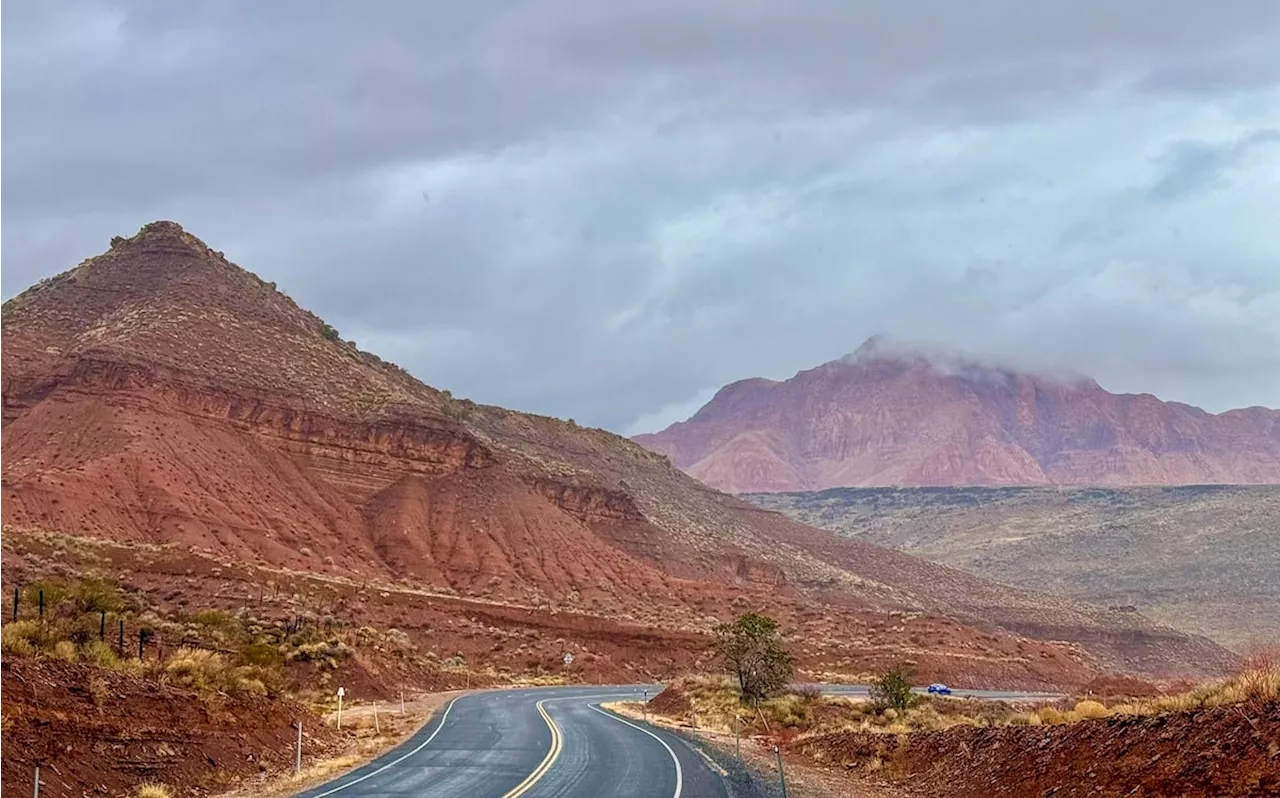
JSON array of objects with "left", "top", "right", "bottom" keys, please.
[{"left": 927, "top": 683, "right": 952, "bottom": 695}]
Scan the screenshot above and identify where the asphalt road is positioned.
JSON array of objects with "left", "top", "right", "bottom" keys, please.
[
  {"left": 299, "top": 682, "right": 1061, "bottom": 797},
  {"left": 297, "top": 684, "right": 727, "bottom": 798},
  {"left": 813, "top": 683, "right": 1065, "bottom": 702}
]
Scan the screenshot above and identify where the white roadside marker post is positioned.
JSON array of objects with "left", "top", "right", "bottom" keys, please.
[
  {"left": 337, "top": 686, "right": 345, "bottom": 730},
  {"left": 373, "top": 701, "right": 380, "bottom": 734},
  {"left": 400, "top": 690, "right": 405, "bottom": 714}
]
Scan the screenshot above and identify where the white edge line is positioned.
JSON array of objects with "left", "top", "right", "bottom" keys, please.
[
  {"left": 686, "top": 742, "right": 728, "bottom": 777},
  {"left": 310, "top": 697, "right": 459, "bottom": 797},
  {"left": 589, "top": 703, "right": 683, "bottom": 798}
]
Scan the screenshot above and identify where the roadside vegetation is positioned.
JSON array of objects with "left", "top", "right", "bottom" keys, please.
[
  {"left": 869, "top": 663, "right": 917, "bottom": 712},
  {"left": 651, "top": 624, "right": 1279, "bottom": 742},
  {"left": 0, "top": 576, "right": 437, "bottom": 702},
  {"left": 784, "top": 651, "right": 1280, "bottom": 796},
  {"left": 712, "top": 612, "right": 794, "bottom": 704}
]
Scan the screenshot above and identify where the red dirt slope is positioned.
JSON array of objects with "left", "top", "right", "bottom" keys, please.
[
  {"left": 1, "top": 657, "right": 341, "bottom": 797},
  {"left": 795, "top": 700, "right": 1280, "bottom": 797},
  {"left": 0, "top": 221, "right": 1236, "bottom": 683}
]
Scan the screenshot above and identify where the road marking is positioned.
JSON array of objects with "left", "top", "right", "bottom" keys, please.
[
  {"left": 501, "top": 699, "right": 563, "bottom": 798},
  {"left": 589, "top": 704, "right": 683, "bottom": 798},
  {"left": 312, "top": 688, "right": 646, "bottom": 798},
  {"left": 309, "top": 697, "right": 460, "bottom": 797},
  {"left": 687, "top": 742, "right": 728, "bottom": 777}
]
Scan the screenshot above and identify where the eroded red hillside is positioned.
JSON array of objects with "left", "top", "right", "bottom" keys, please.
[
  {"left": 0, "top": 222, "right": 1236, "bottom": 684},
  {"left": 634, "top": 337, "right": 1280, "bottom": 492}
]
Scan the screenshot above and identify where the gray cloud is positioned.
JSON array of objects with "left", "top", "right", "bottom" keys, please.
[
  {"left": 1149, "top": 130, "right": 1280, "bottom": 201},
  {"left": 3, "top": 0, "right": 1279, "bottom": 432}
]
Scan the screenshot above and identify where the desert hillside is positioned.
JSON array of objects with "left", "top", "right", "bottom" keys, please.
[
  {"left": 749, "top": 485, "right": 1280, "bottom": 649},
  {"left": 633, "top": 337, "right": 1280, "bottom": 493},
  {"left": 0, "top": 221, "right": 1238, "bottom": 683}
]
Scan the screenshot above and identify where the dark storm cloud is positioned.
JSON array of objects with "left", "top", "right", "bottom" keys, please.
[{"left": 3, "top": 0, "right": 1278, "bottom": 432}]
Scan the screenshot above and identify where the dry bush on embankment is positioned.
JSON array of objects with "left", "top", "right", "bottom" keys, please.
[
  {"left": 790, "top": 657, "right": 1280, "bottom": 798},
  {"left": 795, "top": 697, "right": 1280, "bottom": 798},
  {"left": 1, "top": 656, "right": 343, "bottom": 797}
]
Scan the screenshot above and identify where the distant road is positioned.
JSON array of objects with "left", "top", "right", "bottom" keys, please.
[
  {"left": 812, "top": 683, "right": 1065, "bottom": 702},
  {"left": 299, "top": 682, "right": 1061, "bottom": 797}
]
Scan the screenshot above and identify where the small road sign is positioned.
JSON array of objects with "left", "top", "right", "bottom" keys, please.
[{"left": 563, "top": 652, "right": 574, "bottom": 666}]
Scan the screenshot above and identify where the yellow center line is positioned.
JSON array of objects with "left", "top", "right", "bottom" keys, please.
[{"left": 501, "top": 699, "right": 563, "bottom": 798}]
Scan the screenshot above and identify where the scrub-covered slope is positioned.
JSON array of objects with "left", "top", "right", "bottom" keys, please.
[{"left": 0, "top": 222, "right": 1235, "bottom": 682}]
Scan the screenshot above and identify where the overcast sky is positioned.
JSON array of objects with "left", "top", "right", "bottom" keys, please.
[{"left": 4, "top": 1, "right": 1279, "bottom": 433}]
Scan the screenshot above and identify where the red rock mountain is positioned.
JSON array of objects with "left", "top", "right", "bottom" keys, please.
[
  {"left": 634, "top": 337, "right": 1280, "bottom": 493},
  {"left": 0, "top": 223, "right": 1237, "bottom": 684}
]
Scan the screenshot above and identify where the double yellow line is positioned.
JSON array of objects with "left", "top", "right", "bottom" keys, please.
[{"left": 501, "top": 699, "right": 563, "bottom": 797}]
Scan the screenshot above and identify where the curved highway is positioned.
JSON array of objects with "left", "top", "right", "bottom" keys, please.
[
  {"left": 297, "top": 685, "right": 726, "bottom": 798},
  {"left": 299, "top": 682, "right": 1060, "bottom": 797}
]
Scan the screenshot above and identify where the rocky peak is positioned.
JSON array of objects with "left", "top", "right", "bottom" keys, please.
[{"left": 635, "top": 346, "right": 1280, "bottom": 491}]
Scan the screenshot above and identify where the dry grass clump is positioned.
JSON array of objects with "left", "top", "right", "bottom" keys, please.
[
  {"left": 1073, "top": 700, "right": 1112, "bottom": 719},
  {"left": 1, "top": 620, "right": 47, "bottom": 656},
  {"left": 1047, "top": 648, "right": 1280, "bottom": 722},
  {"left": 678, "top": 676, "right": 747, "bottom": 730},
  {"left": 285, "top": 753, "right": 363, "bottom": 785},
  {"left": 164, "top": 648, "right": 268, "bottom": 697},
  {"left": 133, "top": 783, "right": 173, "bottom": 798},
  {"left": 2, "top": 618, "right": 135, "bottom": 671},
  {"left": 52, "top": 639, "right": 79, "bottom": 661},
  {"left": 1109, "top": 651, "right": 1279, "bottom": 718},
  {"left": 1037, "top": 706, "right": 1072, "bottom": 725},
  {"left": 655, "top": 676, "right": 833, "bottom": 732},
  {"left": 1032, "top": 701, "right": 1110, "bottom": 725},
  {"left": 80, "top": 639, "right": 121, "bottom": 667},
  {"left": 285, "top": 639, "right": 351, "bottom": 669}
]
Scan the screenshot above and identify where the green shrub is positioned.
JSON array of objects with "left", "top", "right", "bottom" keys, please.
[
  {"left": 320, "top": 323, "right": 340, "bottom": 341},
  {"left": 870, "top": 665, "right": 918, "bottom": 712},
  {"left": 712, "top": 613, "right": 794, "bottom": 704},
  {"left": 71, "top": 578, "right": 125, "bottom": 614},
  {"left": 190, "top": 608, "right": 241, "bottom": 635},
  {"left": 23, "top": 581, "right": 71, "bottom": 613},
  {"left": 239, "top": 640, "right": 283, "bottom": 667},
  {"left": 286, "top": 639, "right": 350, "bottom": 664}
]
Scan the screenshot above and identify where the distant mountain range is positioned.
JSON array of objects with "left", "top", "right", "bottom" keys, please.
[{"left": 633, "top": 337, "right": 1280, "bottom": 493}]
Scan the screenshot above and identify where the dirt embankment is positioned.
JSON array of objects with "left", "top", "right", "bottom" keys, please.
[
  {"left": 1, "top": 657, "right": 341, "bottom": 797},
  {"left": 796, "top": 699, "right": 1280, "bottom": 798}
]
